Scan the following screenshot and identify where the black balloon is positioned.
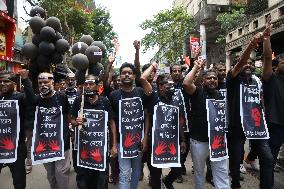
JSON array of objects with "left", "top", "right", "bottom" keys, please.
[
  {"left": 89, "top": 63, "right": 104, "bottom": 76},
  {"left": 79, "top": 35, "right": 94, "bottom": 46},
  {"left": 40, "top": 26, "right": 56, "bottom": 42},
  {"left": 30, "top": 6, "right": 46, "bottom": 19},
  {"left": 56, "top": 32, "right": 63, "bottom": 40},
  {"left": 91, "top": 41, "right": 106, "bottom": 54},
  {"left": 37, "top": 55, "right": 51, "bottom": 72},
  {"left": 71, "top": 42, "right": 88, "bottom": 55},
  {"left": 85, "top": 46, "right": 102, "bottom": 64},
  {"left": 39, "top": 41, "right": 55, "bottom": 56},
  {"left": 52, "top": 52, "right": 63, "bottom": 64},
  {"left": 45, "top": 17, "right": 62, "bottom": 32},
  {"left": 75, "top": 69, "right": 86, "bottom": 85},
  {"left": 32, "top": 34, "right": 41, "bottom": 46},
  {"left": 72, "top": 53, "right": 89, "bottom": 70},
  {"left": 29, "top": 16, "right": 45, "bottom": 34},
  {"left": 55, "top": 39, "right": 69, "bottom": 54},
  {"left": 22, "top": 43, "right": 38, "bottom": 59}
]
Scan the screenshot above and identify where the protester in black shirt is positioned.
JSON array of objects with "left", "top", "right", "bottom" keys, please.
[
  {"left": 24, "top": 72, "right": 71, "bottom": 189},
  {"left": 70, "top": 74, "right": 115, "bottom": 189},
  {"left": 169, "top": 64, "right": 191, "bottom": 183},
  {"left": 183, "top": 60, "right": 230, "bottom": 189},
  {"left": 140, "top": 62, "right": 186, "bottom": 189},
  {"left": 109, "top": 62, "right": 150, "bottom": 189},
  {"left": 226, "top": 26, "right": 274, "bottom": 189},
  {"left": 0, "top": 70, "right": 33, "bottom": 189},
  {"left": 262, "top": 24, "right": 284, "bottom": 177}
]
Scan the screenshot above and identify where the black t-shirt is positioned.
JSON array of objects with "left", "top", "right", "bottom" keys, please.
[
  {"left": 109, "top": 87, "right": 147, "bottom": 143},
  {"left": 65, "top": 88, "right": 80, "bottom": 107},
  {"left": 188, "top": 87, "right": 220, "bottom": 142},
  {"left": 226, "top": 71, "right": 259, "bottom": 138},
  {"left": 263, "top": 73, "right": 284, "bottom": 125},
  {"left": 35, "top": 92, "right": 71, "bottom": 151},
  {"left": 71, "top": 96, "right": 113, "bottom": 121}
]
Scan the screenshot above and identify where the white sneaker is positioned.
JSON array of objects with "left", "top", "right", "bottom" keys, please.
[
  {"left": 244, "top": 159, "right": 260, "bottom": 171},
  {"left": 240, "top": 164, "right": 247, "bottom": 174}
]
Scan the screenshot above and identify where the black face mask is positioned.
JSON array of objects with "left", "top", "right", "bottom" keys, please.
[
  {"left": 85, "top": 90, "right": 97, "bottom": 98},
  {"left": 39, "top": 86, "right": 53, "bottom": 96}
]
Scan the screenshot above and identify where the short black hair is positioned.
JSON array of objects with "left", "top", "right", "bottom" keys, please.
[
  {"left": 119, "top": 62, "right": 136, "bottom": 75},
  {"left": 273, "top": 53, "right": 284, "bottom": 66},
  {"left": 156, "top": 73, "right": 171, "bottom": 86},
  {"left": 202, "top": 69, "right": 218, "bottom": 77},
  {"left": 0, "top": 71, "right": 17, "bottom": 83},
  {"left": 170, "top": 64, "right": 181, "bottom": 73},
  {"left": 112, "top": 73, "right": 119, "bottom": 80}
]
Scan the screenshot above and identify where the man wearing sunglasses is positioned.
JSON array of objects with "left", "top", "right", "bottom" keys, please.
[{"left": 0, "top": 70, "right": 33, "bottom": 189}]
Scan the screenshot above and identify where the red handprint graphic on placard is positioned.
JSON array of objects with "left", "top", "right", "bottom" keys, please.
[
  {"left": 35, "top": 140, "right": 46, "bottom": 153},
  {"left": 80, "top": 146, "right": 88, "bottom": 160},
  {"left": 124, "top": 133, "right": 136, "bottom": 148},
  {"left": 0, "top": 136, "right": 14, "bottom": 150},
  {"left": 251, "top": 108, "right": 261, "bottom": 127},
  {"left": 211, "top": 135, "right": 225, "bottom": 150},
  {"left": 168, "top": 142, "right": 177, "bottom": 155},
  {"left": 155, "top": 141, "right": 167, "bottom": 156},
  {"left": 90, "top": 148, "right": 102, "bottom": 163},
  {"left": 135, "top": 132, "right": 141, "bottom": 142},
  {"left": 48, "top": 140, "right": 60, "bottom": 151}
]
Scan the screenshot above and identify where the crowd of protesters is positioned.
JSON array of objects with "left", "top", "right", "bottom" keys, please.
[{"left": 0, "top": 21, "right": 284, "bottom": 189}]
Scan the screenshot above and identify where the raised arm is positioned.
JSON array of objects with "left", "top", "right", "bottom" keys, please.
[
  {"left": 183, "top": 60, "right": 203, "bottom": 95},
  {"left": 18, "top": 69, "right": 37, "bottom": 105},
  {"left": 262, "top": 22, "right": 273, "bottom": 81},
  {"left": 133, "top": 40, "right": 141, "bottom": 81},
  {"left": 231, "top": 32, "right": 264, "bottom": 78},
  {"left": 103, "top": 54, "right": 115, "bottom": 88},
  {"left": 140, "top": 62, "right": 157, "bottom": 95}
]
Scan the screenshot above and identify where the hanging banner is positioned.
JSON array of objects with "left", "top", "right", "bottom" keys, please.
[
  {"left": 240, "top": 84, "right": 269, "bottom": 139},
  {"left": 172, "top": 89, "right": 189, "bottom": 132},
  {"left": 119, "top": 97, "right": 144, "bottom": 158},
  {"left": 206, "top": 99, "right": 228, "bottom": 161},
  {"left": 77, "top": 110, "right": 108, "bottom": 171},
  {"left": 31, "top": 106, "right": 64, "bottom": 165},
  {"left": 152, "top": 103, "right": 180, "bottom": 168},
  {"left": 0, "top": 100, "right": 20, "bottom": 163}
]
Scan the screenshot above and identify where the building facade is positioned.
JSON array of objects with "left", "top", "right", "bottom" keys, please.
[{"left": 225, "top": 0, "right": 284, "bottom": 69}]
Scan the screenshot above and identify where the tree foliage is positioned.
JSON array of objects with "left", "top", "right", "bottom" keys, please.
[
  {"left": 35, "top": 0, "right": 116, "bottom": 54},
  {"left": 140, "top": 7, "right": 195, "bottom": 64},
  {"left": 216, "top": 6, "right": 246, "bottom": 43}
]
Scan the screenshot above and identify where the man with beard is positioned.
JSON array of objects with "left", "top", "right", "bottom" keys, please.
[
  {"left": 169, "top": 64, "right": 190, "bottom": 183},
  {"left": 226, "top": 28, "right": 274, "bottom": 189},
  {"left": 0, "top": 70, "right": 33, "bottom": 189},
  {"left": 109, "top": 62, "right": 150, "bottom": 189},
  {"left": 140, "top": 63, "right": 186, "bottom": 189},
  {"left": 70, "top": 74, "right": 116, "bottom": 189},
  {"left": 262, "top": 24, "right": 284, "bottom": 181},
  {"left": 24, "top": 72, "right": 71, "bottom": 189},
  {"left": 183, "top": 61, "right": 230, "bottom": 189}
]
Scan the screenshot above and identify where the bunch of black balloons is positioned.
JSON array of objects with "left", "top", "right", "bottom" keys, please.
[
  {"left": 71, "top": 34, "right": 106, "bottom": 83},
  {"left": 22, "top": 6, "right": 70, "bottom": 72}
]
